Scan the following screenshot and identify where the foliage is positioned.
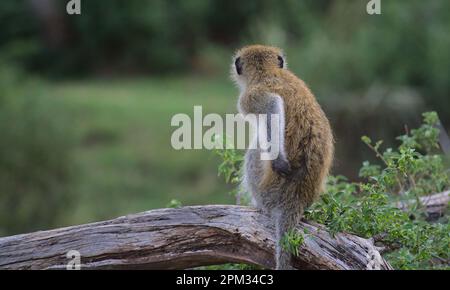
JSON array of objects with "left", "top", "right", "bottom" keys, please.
[
  {"left": 281, "top": 229, "right": 306, "bottom": 257},
  {"left": 215, "top": 111, "right": 449, "bottom": 269},
  {"left": 166, "top": 199, "right": 183, "bottom": 208},
  {"left": 307, "top": 111, "right": 449, "bottom": 269},
  {"left": 0, "top": 64, "right": 77, "bottom": 235},
  {"left": 212, "top": 135, "right": 247, "bottom": 204},
  {"left": 213, "top": 135, "right": 244, "bottom": 185},
  {"left": 359, "top": 112, "right": 448, "bottom": 198}
]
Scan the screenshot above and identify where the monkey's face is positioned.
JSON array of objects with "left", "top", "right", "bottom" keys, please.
[{"left": 231, "top": 45, "right": 285, "bottom": 89}]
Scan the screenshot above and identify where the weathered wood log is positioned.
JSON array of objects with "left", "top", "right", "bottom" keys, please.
[
  {"left": 0, "top": 205, "right": 392, "bottom": 270},
  {"left": 396, "top": 191, "right": 449, "bottom": 220}
]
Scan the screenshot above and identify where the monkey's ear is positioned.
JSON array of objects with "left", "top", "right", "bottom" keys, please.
[
  {"left": 235, "top": 57, "right": 243, "bottom": 75},
  {"left": 277, "top": 55, "right": 284, "bottom": 69}
]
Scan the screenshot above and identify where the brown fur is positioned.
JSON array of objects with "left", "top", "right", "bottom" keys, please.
[{"left": 231, "top": 45, "right": 334, "bottom": 269}]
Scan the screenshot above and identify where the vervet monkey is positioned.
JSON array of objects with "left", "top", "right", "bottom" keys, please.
[{"left": 231, "top": 45, "right": 334, "bottom": 269}]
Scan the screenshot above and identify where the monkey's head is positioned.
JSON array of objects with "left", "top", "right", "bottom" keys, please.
[{"left": 231, "top": 45, "right": 286, "bottom": 89}]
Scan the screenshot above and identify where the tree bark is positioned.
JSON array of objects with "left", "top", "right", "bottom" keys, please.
[{"left": 0, "top": 205, "right": 392, "bottom": 270}]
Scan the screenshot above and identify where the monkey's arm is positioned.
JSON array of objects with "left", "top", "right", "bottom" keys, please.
[
  {"left": 264, "top": 94, "right": 292, "bottom": 177},
  {"left": 239, "top": 91, "right": 291, "bottom": 177}
]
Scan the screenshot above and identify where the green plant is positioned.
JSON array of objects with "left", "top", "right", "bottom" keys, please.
[
  {"left": 166, "top": 199, "right": 183, "bottom": 208},
  {"left": 306, "top": 111, "right": 449, "bottom": 269},
  {"left": 212, "top": 134, "right": 248, "bottom": 204},
  {"left": 281, "top": 229, "right": 305, "bottom": 257}
]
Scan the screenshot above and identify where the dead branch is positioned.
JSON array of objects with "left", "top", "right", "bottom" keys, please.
[{"left": 0, "top": 205, "right": 392, "bottom": 270}]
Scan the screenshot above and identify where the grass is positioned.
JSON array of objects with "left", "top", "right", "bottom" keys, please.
[{"left": 44, "top": 76, "right": 238, "bottom": 225}]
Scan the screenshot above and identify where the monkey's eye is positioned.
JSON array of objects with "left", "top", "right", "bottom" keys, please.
[
  {"left": 277, "top": 55, "right": 284, "bottom": 68},
  {"left": 235, "top": 57, "right": 242, "bottom": 75}
]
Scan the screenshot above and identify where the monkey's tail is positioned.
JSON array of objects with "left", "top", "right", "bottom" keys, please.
[{"left": 274, "top": 202, "right": 303, "bottom": 270}]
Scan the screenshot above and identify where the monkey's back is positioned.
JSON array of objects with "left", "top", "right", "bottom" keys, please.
[{"left": 259, "top": 70, "right": 334, "bottom": 207}]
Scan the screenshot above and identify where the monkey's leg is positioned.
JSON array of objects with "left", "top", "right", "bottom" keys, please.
[{"left": 274, "top": 204, "right": 303, "bottom": 270}]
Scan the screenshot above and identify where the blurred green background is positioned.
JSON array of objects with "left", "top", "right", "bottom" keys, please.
[{"left": 1, "top": 0, "right": 449, "bottom": 236}]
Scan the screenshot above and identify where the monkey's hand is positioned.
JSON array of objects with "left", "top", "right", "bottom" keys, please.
[{"left": 271, "top": 157, "right": 292, "bottom": 178}]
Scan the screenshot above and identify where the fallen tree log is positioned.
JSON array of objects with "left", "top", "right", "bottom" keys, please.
[
  {"left": 0, "top": 205, "right": 392, "bottom": 270},
  {"left": 397, "top": 191, "right": 449, "bottom": 220}
]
